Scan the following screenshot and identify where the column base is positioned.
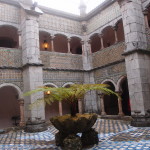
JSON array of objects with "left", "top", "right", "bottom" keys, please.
[
  {"left": 101, "top": 112, "right": 107, "bottom": 116},
  {"left": 19, "top": 121, "right": 26, "bottom": 127},
  {"left": 118, "top": 113, "right": 124, "bottom": 116}
]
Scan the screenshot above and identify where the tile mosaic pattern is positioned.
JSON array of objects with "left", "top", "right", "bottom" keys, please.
[{"left": 1, "top": 119, "right": 150, "bottom": 150}]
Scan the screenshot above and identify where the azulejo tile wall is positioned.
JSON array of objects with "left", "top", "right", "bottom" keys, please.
[
  {"left": 92, "top": 42, "right": 125, "bottom": 69},
  {"left": 0, "top": 2, "right": 20, "bottom": 24},
  {"left": 41, "top": 52, "right": 83, "bottom": 70},
  {"left": 0, "top": 48, "right": 22, "bottom": 67},
  {"left": 94, "top": 62, "right": 126, "bottom": 84}
]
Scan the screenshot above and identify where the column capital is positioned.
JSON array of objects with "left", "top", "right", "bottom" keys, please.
[
  {"left": 18, "top": 99, "right": 24, "bottom": 104},
  {"left": 87, "top": 39, "right": 91, "bottom": 44},
  {"left": 80, "top": 40, "right": 84, "bottom": 45},
  {"left": 50, "top": 35, "right": 55, "bottom": 40},
  {"left": 143, "top": 9, "right": 148, "bottom": 15},
  {"left": 112, "top": 26, "right": 118, "bottom": 31},
  {"left": 98, "top": 92, "right": 105, "bottom": 98},
  {"left": 98, "top": 33, "right": 103, "bottom": 38},
  {"left": 67, "top": 37, "right": 71, "bottom": 42}
]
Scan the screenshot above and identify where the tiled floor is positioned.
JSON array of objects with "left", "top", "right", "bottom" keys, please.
[{"left": 0, "top": 119, "right": 150, "bottom": 150}]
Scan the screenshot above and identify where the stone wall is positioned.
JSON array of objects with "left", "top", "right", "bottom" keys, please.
[
  {"left": 94, "top": 62, "right": 126, "bottom": 84},
  {"left": 0, "top": 2, "right": 20, "bottom": 24},
  {"left": 0, "top": 48, "right": 22, "bottom": 67},
  {"left": 39, "top": 14, "right": 82, "bottom": 35},
  {"left": 0, "top": 69, "right": 23, "bottom": 89},
  {"left": 92, "top": 42, "right": 125, "bottom": 69},
  {"left": 43, "top": 70, "right": 84, "bottom": 87},
  {"left": 87, "top": 2, "right": 121, "bottom": 34},
  {"left": 146, "top": 28, "right": 150, "bottom": 49},
  {"left": 41, "top": 52, "right": 83, "bottom": 70}
]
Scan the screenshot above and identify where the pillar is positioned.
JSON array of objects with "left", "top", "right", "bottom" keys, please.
[
  {"left": 143, "top": 10, "right": 149, "bottom": 29},
  {"left": 118, "top": 0, "right": 149, "bottom": 115},
  {"left": 81, "top": 40, "right": 84, "bottom": 55},
  {"left": 98, "top": 93, "right": 106, "bottom": 116},
  {"left": 113, "top": 26, "right": 118, "bottom": 43},
  {"left": 67, "top": 38, "right": 71, "bottom": 53},
  {"left": 99, "top": 34, "right": 104, "bottom": 49},
  {"left": 51, "top": 35, "right": 55, "bottom": 52},
  {"left": 116, "top": 91, "right": 124, "bottom": 116},
  {"left": 59, "top": 101, "right": 63, "bottom": 116},
  {"left": 88, "top": 39, "right": 92, "bottom": 54},
  {"left": 21, "top": 7, "right": 45, "bottom": 121},
  {"left": 19, "top": 99, "right": 26, "bottom": 127},
  {"left": 18, "top": 30, "right": 22, "bottom": 49},
  {"left": 78, "top": 99, "right": 83, "bottom": 114}
]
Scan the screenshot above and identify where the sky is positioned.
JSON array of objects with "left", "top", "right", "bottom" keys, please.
[{"left": 33, "top": 0, "right": 106, "bottom": 15}]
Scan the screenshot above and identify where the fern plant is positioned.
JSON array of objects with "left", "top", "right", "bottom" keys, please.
[{"left": 24, "top": 84, "right": 118, "bottom": 117}]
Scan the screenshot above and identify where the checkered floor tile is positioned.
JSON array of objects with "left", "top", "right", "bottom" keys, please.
[{"left": 0, "top": 119, "right": 150, "bottom": 150}]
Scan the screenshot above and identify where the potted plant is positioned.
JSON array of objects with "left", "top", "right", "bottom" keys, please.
[{"left": 24, "top": 84, "right": 118, "bottom": 149}]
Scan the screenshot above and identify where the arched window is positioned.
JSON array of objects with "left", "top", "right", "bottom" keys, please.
[
  {"left": 39, "top": 31, "right": 51, "bottom": 51},
  {"left": 70, "top": 37, "right": 82, "bottom": 55},
  {"left": 116, "top": 20, "right": 125, "bottom": 42},
  {"left": 102, "top": 26, "right": 115, "bottom": 48},
  {"left": 0, "top": 26, "right": 18, "bottom": 48},
  {"left": 90, "top": 34, "right": 101, "bottom": 53},
  {"left": 54, "top": 34, "right": 68, "bottom": 53}
]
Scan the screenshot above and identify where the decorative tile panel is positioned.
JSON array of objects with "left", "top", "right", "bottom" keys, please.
[
  {"left": 0, "top": 48, "right": 22, "bottom": 67},
  {"left": 41, "top": 52, "right": 83, "bottom": 70},
  {"left": 92, "top": 42, "right": 125, "bottom": 69}
]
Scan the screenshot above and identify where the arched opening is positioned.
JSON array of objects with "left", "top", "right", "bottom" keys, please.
[
  {"left": 54, "top": 34, "right": 68, "bottom": 53},
  {"left": 120, "top": 78, "right": 131, "bottom": 116},
  {"left": 62, "top": 84, "right": 79, "bottom": 115},
  {"left": 0, "top": 26, "right": 19, "bottom": 48},
  {"left": 0, "top": 86, "right": 20, "bottom": 129},
  {"left": 90, "top": 34, "right": 101, "bottom": 53},
  {"left": 102, "top": 26, "right": 115, "bottom": 48},
  {"left": 44, "top": 85, "right": 59, "bottom": 121},
  {"left": 116, "top": 20, "right": 125, "bottom": 42},
  {"left": 39, "top": 31, "right": 51, "bottom": 51},
  {"left": 70, "top": 37, "right": 82, "bottom": 55},
  {"left": 104, "top": 82, "right": 118, "bottom": 115}
]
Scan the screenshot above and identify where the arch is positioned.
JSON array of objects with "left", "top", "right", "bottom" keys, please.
[
  {"left": 0, "top": 83, "right": 21, "bottom": 128},
  {"left": 101, "top": 26, "right": 115, "bottom": 48},
  {"left": 102, "top": 81, "right": 118, "bottom": 115},
  {"left": 0, "top": 23, "right": 19, "bottom": 30},
  {"left": 44, "top": 82, "right": 58, "bottom": 88},
  {"left": 0, "top": 25, "right": 19, "bottom": 48},
  {"left": 62, "top": 82, "right": 74, "bottom": 87},
  {"left": 101, "top": 79, "right": 117, "bottom": 90},
  {"left": 53, "top": 34, "right": 68, "bottom": 53},
  {"left": 0, "top": 83, "right": 23, "bottom": 99},
  {"left": 43, "top": 83, "right": 59, "bottom": 121},
  {"left": 70, "top": 37, "right": 82, "bottom": 55},
  {"left": 90, "top": 33, "right": 101, "bottom": 53},
  {"left": 116, "top": 75, "right": 127, "bottom": 91}
]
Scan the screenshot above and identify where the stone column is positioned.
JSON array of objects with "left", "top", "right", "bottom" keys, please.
[
  {"left": 59, "top": 101, "right": 63, "bottom": 116},
  {"left": 67, "top": 38, "right": 71, "bottom": 53},
  {"left": 21, "top": 7, "right": 45, "bottom": 121},
  {"left": 81, "top": 40, "right": 84, "bottom": 55},
  {"left": 118, "top": 0, "right": 149, "bottom": 115},
  {"left": 143, "top": 10, "right": 149, "bottom": 29},
  {"left": 18, "top": 30, "right": 22, "bottom": 49},
  {"left": 78, "top": 99, "right": 83, "bottom": 114},
  {"left": 116, "top": 91, "right": 124, "bottom": 116},
  {"left": 113, "top": 26, "right": 118, "bottom": 43},
  {"left": 19, "top": 99, "right": 26, "bottom": 127},
  {"left": 99, "top": 34, "right": 104, "bottom": 49},
  {"left": 88, "top": 39, "right": 92, "bottom": 54},
  {"left": 50, "top": 35, "right": 55, "bottom": 52},
  {"left": 98, "top": 93, "right": 106, "bottom": 116}
]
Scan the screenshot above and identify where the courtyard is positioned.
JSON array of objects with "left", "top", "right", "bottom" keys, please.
[{"left": 1, "top": 118, "right": 150, "bottom": 150}]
